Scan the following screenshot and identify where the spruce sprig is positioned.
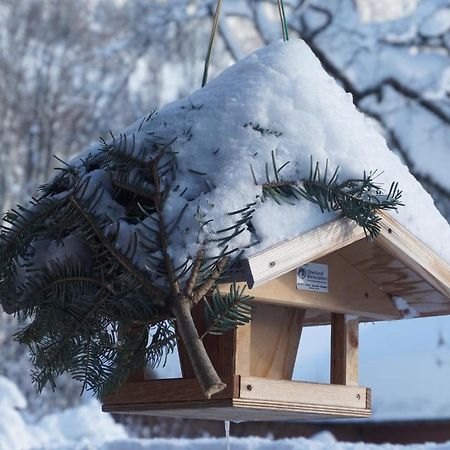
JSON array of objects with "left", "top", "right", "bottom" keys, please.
[
  {"left": 255, "top": 152, "right": 403, "bottom": 238},
  {"left": 0, "top": 126, "right": 403, "bottom": 400},
  {"left": 202, "top": 283, "right": 252, "bottom": 338}
]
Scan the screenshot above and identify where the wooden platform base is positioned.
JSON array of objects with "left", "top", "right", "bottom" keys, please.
[{"left": 102, "top": 376, "right": 371, "bottom": 422}]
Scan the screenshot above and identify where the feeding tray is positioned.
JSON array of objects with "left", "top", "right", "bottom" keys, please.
[
  {"left": 102, "top": 377, "right": 370, "bottom": 421},
  {"left": 102, "top": 212, "right": 450, "bottom": 421}
]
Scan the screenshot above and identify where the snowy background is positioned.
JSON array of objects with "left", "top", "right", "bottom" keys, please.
[
  {"left": 3, "top": 373, "right": 450, "bottom": 449},
  {"left": 1, "top": 0, "right": 450, "bottom": 448}
]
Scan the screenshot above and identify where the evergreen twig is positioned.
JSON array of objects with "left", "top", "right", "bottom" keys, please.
[
  {"left": 0, "top": 118, "right": 403, "bottom": 400},
  {"left": 201, "top": 283, "right": 252, "bottom": 339},
  {"left": 259, "top": 152, "right": 403, "bottom": 238}
]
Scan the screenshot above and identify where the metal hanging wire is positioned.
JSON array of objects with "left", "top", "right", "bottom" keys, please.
[
  {"left": 201, "top": 0, "right": 289, "bottom": 88},
  {"left": 277, "top": 0, "right": 289, "bottom": 41},
  {"left": 201, "top": 0, "right": 223, "bottom": 87}
]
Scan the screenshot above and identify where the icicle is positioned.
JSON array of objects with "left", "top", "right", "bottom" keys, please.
[{"left": 224, "top": 420, "right": 231, "bottom": 450}]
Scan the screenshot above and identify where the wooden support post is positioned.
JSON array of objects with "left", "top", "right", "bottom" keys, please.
[
  {"left": 250, "top": 304, "right": 305, "bottom": 379},
  {"left": 330, "top": 313, "right": 359, "bottom": 386},
  {"left": 234, "top": 322, "right": 252, "bottom": 376}
]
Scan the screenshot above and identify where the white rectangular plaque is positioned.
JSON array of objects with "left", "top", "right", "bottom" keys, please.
[{"left": 296, "top": 263, "right": 328, "bottom": 293}]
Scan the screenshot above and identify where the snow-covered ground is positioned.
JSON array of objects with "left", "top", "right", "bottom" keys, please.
[{"left": 2, "top": 374, "right": 450, "bottom": 450}]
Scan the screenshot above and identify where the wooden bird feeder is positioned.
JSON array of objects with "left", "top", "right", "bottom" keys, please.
[{"left": 102, "top": 211, "right": 450, "bottom": 421}]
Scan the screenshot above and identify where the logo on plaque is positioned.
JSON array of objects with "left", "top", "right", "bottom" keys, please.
[{"left": 296, "top": 263, "right": 328, "bottom": 293}]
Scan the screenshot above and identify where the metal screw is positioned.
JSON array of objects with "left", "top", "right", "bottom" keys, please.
[
  {"left": 246, "top": 384, "right": 252, "bottom": 391},
  {"left": 356, "top": 394, "right": 361, "bottom": 400},
  {"left": 269, "top": 261, "right": 276, "bottom": 268}
]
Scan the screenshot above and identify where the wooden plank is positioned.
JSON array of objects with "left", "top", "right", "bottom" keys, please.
[
  {"left": 243, "top": 212, "right": 449, "bottom": 318},
  {"left": 339, "top": 242, "right": 437, "bottom": 301},
  {"left": 239, "top": 377, "right": 368, "bottom": 410},
  {"left": 250, "top": 304, "right": 304, "bottom": 379},
  {"left": 331, "top": 314, "right": 359, "bottom": 386},
  {"left": 338, "top": 240, "right": 449, "bottom": 317},
  {"left": 102, "top": 376, "right": 239, "bottom": 406},
  {"left": 377, "top": 211, "right": 450, "bottom": 299},
  {"left": 105, "top": 403, "right": 371, "bottom": 421},
  {"left": 233, "top": 400, "right": 371, "bottom": 418},
  {"left": 234, "top": 322, "right": 252, "bottom": 376},
  {"left": 223, "top": 252, "right": 401, "bottom": 320},
  {"left": 103, "top": 377, "right": 371, "bottom": 421},
  {"left": 245, "top": 217, "right": 365, "bottom": 287}
]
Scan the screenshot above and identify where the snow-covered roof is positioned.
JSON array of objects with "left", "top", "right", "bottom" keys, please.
[
  {"left": 62, "top": 38, "right": 450, "bottom": 287},
  {"left": 111, "top": 39, "right": 449, "bottom": 269}
]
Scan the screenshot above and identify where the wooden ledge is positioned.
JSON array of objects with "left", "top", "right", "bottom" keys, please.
[
  {"left": 102, "top": 376, "right": 371, "bottom": 421},
  {"left": 245, "top": 217, "right": 364, "bottom": 288}
]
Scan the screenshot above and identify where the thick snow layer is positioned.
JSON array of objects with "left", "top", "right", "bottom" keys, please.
[
  {"left": 0, "top": 376, "right": 127, "bottom": 450},
  {"left": 101, "top": 39, "right": 450, "bottom": 266}
]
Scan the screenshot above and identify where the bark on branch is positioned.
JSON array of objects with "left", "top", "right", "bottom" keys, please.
[
  {"left": 151, "top": 154, "right": 228, "bottom": 398},
  {"left": 171, "top": 298, "right": 226, "bottom": 399}
]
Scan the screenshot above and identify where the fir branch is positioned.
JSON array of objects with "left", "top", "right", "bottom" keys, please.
[
  {"left": 103, "top": 133, "right": 150, "bottom": 169},
  {"left": 22, "top": 289, "right": 111, "bottom": 394},
  {"left": 149, "top": 150, "right": 227, "bottom": 398},
  {"left": 259, "top": 153, "right": 403, "bottom": 238},
  {"left": 24, "top": 268, "right": 115, "bottom": 304},
  {"left": 150, "top": 154, "right": 181, "bottom": 298},
  {"left": 192, "top": 256, "right": 229, "bottom": 304},
  {"left": 146, "top": 320, "right": 177, "bottom": 369},
  {"left": 0, "top": 196, "right": 64, "bottom": 262},
  {"left": 111, "top": 177, "right": 155, "bottom": 201},
  {"left": 201, "top": 283, "right": 252, "bottom": 339},
  {"left": 184, "top": 245, "right": 206, "bottom": 297},
  {"left": 69, "top": 193, "right": 165, "bottom": 303}
]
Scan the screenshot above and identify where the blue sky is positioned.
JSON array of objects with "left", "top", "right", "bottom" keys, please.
[{"left": 294, "top": 316, "right": 450, "bottom": 419}]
